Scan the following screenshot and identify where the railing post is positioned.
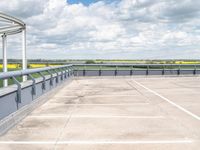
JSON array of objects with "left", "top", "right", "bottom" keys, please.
[
  {"left": 178, "top": 65, "right": 180, "bottom": 75},
  {"left": 130, "top": 66, "right": 133, "bottom": 76},
  {"left": 67, "top": 68, "right": 70, "bottom": 77},
  {"left": 75, "top": 65, "right": 79, "bottom": 76},
  {"left": 162, "top": 65, "right": 165, "bottom": 75},
  {"left": 115, "top": 66, "right": 117, "bottom": 76},
  {"left": 12, "top": 77, "right": 22, "bottom": 104},
  {"left": 194, "top": 65, "right": 196, "bottom": 75},
  {"left": 171, "top": 64, "right": 173, "bottom": 74},
  {"left": 38, "top": 72, "right": 46, "bottom": 90},
  {"left": 64, "top": 68, "right": 67, "bottom": 79},
  {"left": 54, "top": 70, "right": 59, "bottom": 83},
  {"left": 47, "top": 70, "right": 53, "bottom": 86},
  {"left": 28, "top": 74, "right": 36, "bottom": 95},
  {"left": 59, "top": 68, "right": 64, "bottom": 81},
  {"left": 83, "top": 65, "right": 86, "bottom": 76},
  {"left": 70, "top": 66, "right": 74, "bottom": 76},
  {"left": 146, "top": 65, "right": 149, "bottom": 75},
  {"left": 99, "top": 65, "right": 102, "bottom": 76}
]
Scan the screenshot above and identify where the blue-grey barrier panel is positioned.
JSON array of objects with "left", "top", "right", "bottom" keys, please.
[
  {"left": 148, "top": 70, "right": 162, "bottom": 75},
  {"left": 117, "top": 70, "right": 131, "bottom": 76},
  {"left": 101, "top": 70, "right": 115, "bottom": 76},
  {"left": 75, "top": 70, "right": 84, "bottom": 76},
  {"left": 132, "top": 70, "right": 147, "bottom": 75},
  {"left": 196, "top": 70, "right": 200, "bottom": 74},
  {"left": 164, "top": 70, "right": 179, "bottom": 75},
  {"left": 74, "top": 69, "right": 199, "bottom": 76},
  {"left": 180, "top": 70, "right": 195, "bottom": 75},
  {"left": 0, "top": 93, "right": 17, "bottom": 120},
  {"left": 85, "top": 70, "right": 99, "bottom": 76},
  {"left": 0, "top": 74, "right": 71, "bottom": 120}
]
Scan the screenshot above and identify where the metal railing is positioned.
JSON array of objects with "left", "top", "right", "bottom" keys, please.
[
  {"left": 0, "top": 64, "right": 73, "bottom": 80},
  {"left": 73, "top": 64, "right": 200, "bottom": 76},
  {"left": 73, "top": 63, "right": 200, "bottom": 68},
  {"left": 0, "top": 64, "right": 73, "bottom": 103},
  {"left": 0, "top": 64, "right": 74, "bottom": 134}
]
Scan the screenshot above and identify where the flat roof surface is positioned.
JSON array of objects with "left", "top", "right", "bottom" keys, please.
[{"left": 0, "top": 76, "right": 200, "bottom": 150}]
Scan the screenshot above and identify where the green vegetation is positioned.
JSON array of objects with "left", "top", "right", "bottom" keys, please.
[
  {"left": 85, "top": 60, "right": 96, "bottom": 64},
  {"left": 1, "top": 59, "right": 200, "bottom": 65}
]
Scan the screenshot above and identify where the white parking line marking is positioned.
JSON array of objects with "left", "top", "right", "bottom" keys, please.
[
  {"left": 133, "top": 80, "right": 200, "bottom": 121},
  {"left": 0, "top": 140, "right": 193, "bottom": 145},
  {"left": 28, "top": 115, "right": 164, "bottom": 119},
  {"left": 54, "top": 94, "right": 140, "bottom": 98},
  {"left": 47, "top": 103, "right": 150, "bottom": 106}
]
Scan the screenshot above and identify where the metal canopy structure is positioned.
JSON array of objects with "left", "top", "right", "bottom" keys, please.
[{"left": 0, "top": 12, "right": 27, "bottom": 87}]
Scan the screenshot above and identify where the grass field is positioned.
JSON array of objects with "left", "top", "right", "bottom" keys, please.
[
  {"left": 1, "top": 59, "right": 200, "bottom": 70},
  {"left": 93, "top": 60, "right": 200, "bottom": 64}
]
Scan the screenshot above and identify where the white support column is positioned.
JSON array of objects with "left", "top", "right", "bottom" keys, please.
[
  {"left": 2, "top": 34, "right": 8, "bottom": 87},
  {"left": 22, "top": 28, "right": 27, "bottom": 81}
]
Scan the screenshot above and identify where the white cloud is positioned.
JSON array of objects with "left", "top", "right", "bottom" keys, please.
[{"left": 0, "top": 0, "right": 200, "bottom": 59}]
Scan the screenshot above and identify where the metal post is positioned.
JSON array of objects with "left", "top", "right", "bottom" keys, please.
[
  {"left": 12, "top": 77, "right": 22, "bottom": 104},
  {"left": 115, "top": 65, "right": 117, "bottom": 76},
  {"left": 194, "top": 65, "right": 196, "bottom": 75},
  {"left": 22, "top": 28, "right": 27, "bottom": 82},
  {"left": 162, "top": 65, "right": 165, "bottom": 75},
  {"left": 146, "top": 65, "right": 149, "bottom": 75},
  {"left": 47, "top": 70, "right": 53, "bottom": 85},
  {"left": 99, "top": 65, "right": 102, "bottom": 76},
  {"left": 83, "top": 65, "right": 86, "bottom": 76},
  {"left": 38, "top": 72, "right": 46, "bottom": 90},
  {"left": 130, "top": 66, "right": 133, "bottom": 75},
  {"left": 178, "top": 65, "right": 180, "bottom": 75},
  {"left": 28, "top": 74, "right": 36, "bottom": 95},
  {"left": 2, "top": 34, "right": 8, "bottom": 87}
]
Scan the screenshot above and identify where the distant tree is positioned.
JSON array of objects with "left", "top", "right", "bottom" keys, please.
[
  {"left": 27, "top": 64, "right": 31, "bottom": 68},
  {"left": 85, "top": 60, "right": 95, "bottom": 64},
  {"left": 18, "top": 64, "right": 22, "bottom": 68},
  {"left": 46, "top": 63, "right": 50, "bottom": 67}
]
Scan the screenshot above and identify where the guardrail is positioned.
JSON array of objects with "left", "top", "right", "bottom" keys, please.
[
  {"left": 0, "top": 65, "right": 73, "bottom": 122},
  {"left": 0, "top": 63, "right": 200, "bottom": 135},
  {"left": 73, "top": 64, "right": 200, "bottom": 76}
]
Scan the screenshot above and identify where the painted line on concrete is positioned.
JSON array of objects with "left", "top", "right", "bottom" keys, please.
[
  {"left": 133, "top": 80, "right": 200, "bottom": 121},
  {"left": 75, "top": 103, "right": 149, "bottom": 105},
  {"left": 0, "top": 140, "right": 193, "bottom": 145},
  {"left": 54, "top": 94, "right": 140, "bottom": 98},
  {"left": 28, "top": 115, "right": 164, "bottom": 119},
  {"left": 47, "top": 103, "right": 150, "bottom": 106},
  {"left": 130, "top": 76, "right": 200, "bottom": 80}
]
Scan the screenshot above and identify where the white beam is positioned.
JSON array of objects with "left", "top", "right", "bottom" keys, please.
[
  {"left": 2, "top": 34, "right": 8, "bottom": 87},
  {"left": 0, "top": 12, "right": 25, "bottom": 27},
  {"left": 0, "top": 25, "right": 22, "bottom": 35},
  {"left": 22, "top": 28, "right": 27, "bottom": 81}
]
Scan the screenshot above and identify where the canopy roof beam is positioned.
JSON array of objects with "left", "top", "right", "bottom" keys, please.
[{"left": 0, "top": 12, "right": 27, "bottom": 87}]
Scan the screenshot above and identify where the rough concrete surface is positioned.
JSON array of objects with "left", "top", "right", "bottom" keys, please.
[{"left": 0, "top": 76, "right": 199, "bottom": 150}]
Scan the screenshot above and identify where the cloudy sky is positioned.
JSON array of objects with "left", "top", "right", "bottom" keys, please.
[{"left": 0, "top": 0, "right": 200, "bottom": 59}]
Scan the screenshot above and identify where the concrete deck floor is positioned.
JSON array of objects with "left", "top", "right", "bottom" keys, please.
[{"left": 0, "top": 76, "right": 200, "bottom": 150}]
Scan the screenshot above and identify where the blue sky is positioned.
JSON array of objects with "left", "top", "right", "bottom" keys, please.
[
  {"left": 67, "top": 0, "right": 100, "bottom": 6},
  {"left": 67, "top": 0, "right": 116, "bottom": 6},
  {"left": 0, "top": 0, "right": 200, "bottom": 59}
]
